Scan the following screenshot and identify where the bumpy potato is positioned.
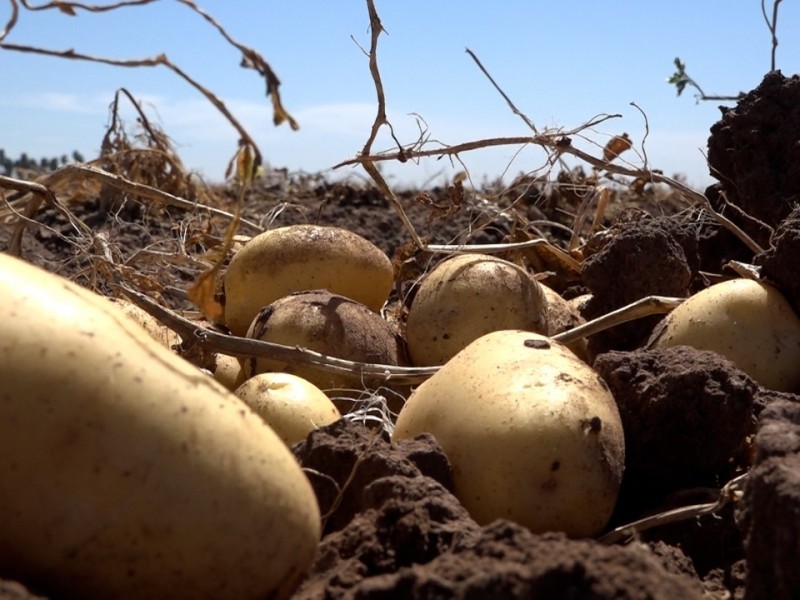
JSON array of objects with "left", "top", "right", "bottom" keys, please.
[
  {"left": 394, "top": 330, "right": 625, "bottom": 537},
  {"left": 406, "top": 253, "right": 548, "bottom": 366},
  {"left": 223, "top": 224, "right": 393, "bottom": 336},
  {"left": 243, "top": 290, "right": 404, "bottom": 408}
]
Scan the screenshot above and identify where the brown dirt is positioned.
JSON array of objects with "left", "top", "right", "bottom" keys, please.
[{"left": 3, "top": 71, "right": 800, "bottom": 599}]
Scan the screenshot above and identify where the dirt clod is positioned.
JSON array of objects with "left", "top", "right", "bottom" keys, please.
[
  {"left": 594, "top": 346, "right": 758, "bottom": 513},
  {"left": 737, "top": 397, "right": 800, "bottom": 600},
  {"left": 706, "top": 71, "right": 800, "bottom": 247},
  {"left": 581, "top": 216, "right": 698, "bottom": 355}
]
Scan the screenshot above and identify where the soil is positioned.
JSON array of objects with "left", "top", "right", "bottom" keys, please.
[{"left": 2, "top": 71, "right": 800, "bottom": 599}]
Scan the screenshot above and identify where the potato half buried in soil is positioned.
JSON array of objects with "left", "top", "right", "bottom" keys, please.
[
  {"left": 648, "top": 278, "right": 800, "bottom": 392},
  {"left": 394, "top": 330, "right": 625, "bottom": 538},
  {"left": 406, "top": 253, "right": 548, "bottom": 366},
  {"left": 223, "top": 224, "right": 393, "bottom": 336},
  {"left": 243, "top": 290, "right": 404, "bottom": 410}
]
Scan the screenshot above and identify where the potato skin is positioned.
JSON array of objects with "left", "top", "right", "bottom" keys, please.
[
  {"left": 108, "top": 296, "right": 180, "bottom": 349},
  {"left": 648, "top": 278, "right": 800, "bottom": 392},
  {"left": 223, "top": 224, "right": 393, "bottom": 336},
  {"left": 235, "top": 372, "right": 341, "bottom": 446},
  {"left": 406, "top": 254, "right": 548, "bottom": 366},
  {"left": 0, "top": 253, "right": 320, "bottom": 599},
  {"left": 393, "top": 330, "right": 624, "bottom": 537},
  {"left": 244, "top": 290, "right": 404, "bottom": 408}
]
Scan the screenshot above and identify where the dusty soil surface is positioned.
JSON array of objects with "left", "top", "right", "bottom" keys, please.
[{"left": 2, "top": 71, "right": 800, "bottom": 599}]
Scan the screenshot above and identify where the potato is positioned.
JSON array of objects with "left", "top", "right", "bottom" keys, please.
[
  {"left": 235, "top": 372, "right": 341, "bottom": 446},
  {"left": 211, "top": 352, "right": 246, "bottom": 391},
  {"left": 108, "top": 296, "right": 180, "bottom": 350},
  {"left": 393, "top": 330, "right": 625, "bottom": 537},
  {"left": 224, "top": 224, "right": 393, "bottom": 336},
  {"left": 539, "top": 283, "right": 589, "bottom": 362},
  {"left": 0, "top": 253, "right": 320, "bottom": 599},
  {"left": 405, "top": 253, "right": 548, "bottom": 366},
  {"left": 648, "top": 278, "right": 800, "bottom": 392},
  {"left": 244, "top": 290, "right": 404, "bottom": 408}
]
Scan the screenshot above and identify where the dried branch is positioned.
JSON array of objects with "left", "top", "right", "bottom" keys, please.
[
  {"left": 118, "top": 282, "right": 440, "bottom": 386},
  {"left": 356, "top": 0, "right": 424, "bottom": 249},
  {"left": 761, "top": 0, "right": 782, "bottom": 71},
  {"left": 1, "top": 0, "right": 301, "bottom": 168},
  {"left": 465, "top": 47, "right": 538, "bottom": 135},
  {"left": 19, "top": 0, "right": 155, "bottom": 12},
  {"left": 599, "top": 472, "right": 747, "bottom": 544},
  {"left": 0, "top": 0, "right": 19, "bottom": 42}
]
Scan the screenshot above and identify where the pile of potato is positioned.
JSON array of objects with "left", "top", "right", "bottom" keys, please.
[{"left": 4, "top": 221, "right": 800, "bottom": 598}]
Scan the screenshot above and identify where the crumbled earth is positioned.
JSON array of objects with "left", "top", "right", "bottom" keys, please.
[
  {"left": 707, "top": 71, "right": 800, "bottom": 248},
  {"left": 293, "top": 421, "right": 706, "bottom": 599},
  {"left": 580, "top": 215, "right": 699, "bottom": 355},
  {"left": 4, "top": 70, "right": 800, "bottom": 599},
  {"left": 756, "top": 204, "right": 800, "bottom": 310},
  {"left": 736, "top": 397, "right": 800, "bottom": 600},
  {"left": 594, "top": 345, "right": 758, "bottom": 516}
]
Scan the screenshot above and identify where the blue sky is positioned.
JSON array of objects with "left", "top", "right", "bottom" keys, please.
[{"left": 2, "top": 1, "right": 797, "bottom": 189}]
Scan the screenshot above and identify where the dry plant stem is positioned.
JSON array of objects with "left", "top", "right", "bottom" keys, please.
[
  {"left": 1, "top": 173, "right": 94, "bottom": 256},
  {"left": 118, "top": 283, "right": 440, "bottom": 385},
  {"left": 104, "top": 88, "right": 173, "bottom": 156},
  {"left": 599, "top": 472, "right": 748, "bottom": 545},
  {"left": 552, "top": 295, "right": 685, "bottom": 346},
  {"left": 357, "top": 0, "right": 424, "bottom": 249},
  {"left": 1, "top": 175, "right": 52, "bottom": 256},
  {"left": 425, "top": 238, "right": 582, "bottom": 273},
  {"left": 0, "top": 0, "right": 271, "bottom": 164},
  {"left": 0, "top": 0, "right": 18, "bottom": 41},
  {"left": 62, "top": 164, "right": 261, "bottom": 232},
  {"left": 762, "top": 0, "right": 782, "bottom": 71},
  {"left": 341, "top": 133, "right": 762, "bottom": 256},
  {"left": 465, "top": 48, "right": 538, "bottom": 135}
]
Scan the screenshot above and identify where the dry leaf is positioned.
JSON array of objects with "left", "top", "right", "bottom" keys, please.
[
  {"left": 55, "top": 2, "right": 77, "bottom": 15},
  {"left": 188, "top": 270, "right": 223, "bottom": 323},
  {"left": 603, "top": 133, "right": 632, "bottom": 162},
  {"left": 270, "top": 92, "right": 300, "bottom": 131}
]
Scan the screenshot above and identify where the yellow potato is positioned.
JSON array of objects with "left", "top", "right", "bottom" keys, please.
[
  {"left": 0, "top": 253, "right": 320, "bottom": 599},
  {"left": 211, "top": 352, "right": 246, "bottom": 391},
  {"left": 108, "top": 296, "right": 180, "bottom": 350},
  {"left": 235, "top": 372, "right": 341, "bottom": 446},
  {"left": 539, "top": 283, "right": 589, "bottom": 362},
  {"left": 405, "top": 254, "right": 548, "bottom": 366},
  {"left": 393, "top": 330, "right": 625, "bottom": 537},
  {"left": 223, "top": 224, "right": 393, "bottom": 336},
  {"left": 648, "top": 278, "right": 800, "bottom": 392}
]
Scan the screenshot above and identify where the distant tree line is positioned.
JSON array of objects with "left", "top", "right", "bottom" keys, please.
[{"left": 0, "top": 149, "right": 86, "bottom": 176}]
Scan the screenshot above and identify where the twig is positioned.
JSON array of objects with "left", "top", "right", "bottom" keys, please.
[
  {"left": 465, "top": 47, "right": 538, "bottom": 135},
  {"left": 552, "top": 295, "right": 685, "bottom": 346},
  {"left": 356, "top": 0, "right": 424, "bottom": 249},
  {"left": 1, "top": 0, "right": 300, "bottom": 168},
  {"left": 761, "top": 0, "right": 782, "bottom": 71},
  {"left": 118, "top": 282, "right": 440, "bottom": 385},
  {"left": 599, "top": 472, "right": 748, "bottom": 544}
]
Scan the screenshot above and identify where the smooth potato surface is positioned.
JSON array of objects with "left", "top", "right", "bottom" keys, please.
[
  {"left": 0, "top": 253, "right": 320, "bottom": 600},
  {"left": 235, "top": 372, "right": 341, "bottom": 446},
  {"left": 406, "top": 254, "right": 548, "bottom": 366},
  {"left": 648, "top": 278, "right": 800, "bottom": 392},
  {"left": 224, "top": 224, "right": 393, "bottom": 336},
  {"left": 393, "top": 330, "right": 624, "bottom": 537}
]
